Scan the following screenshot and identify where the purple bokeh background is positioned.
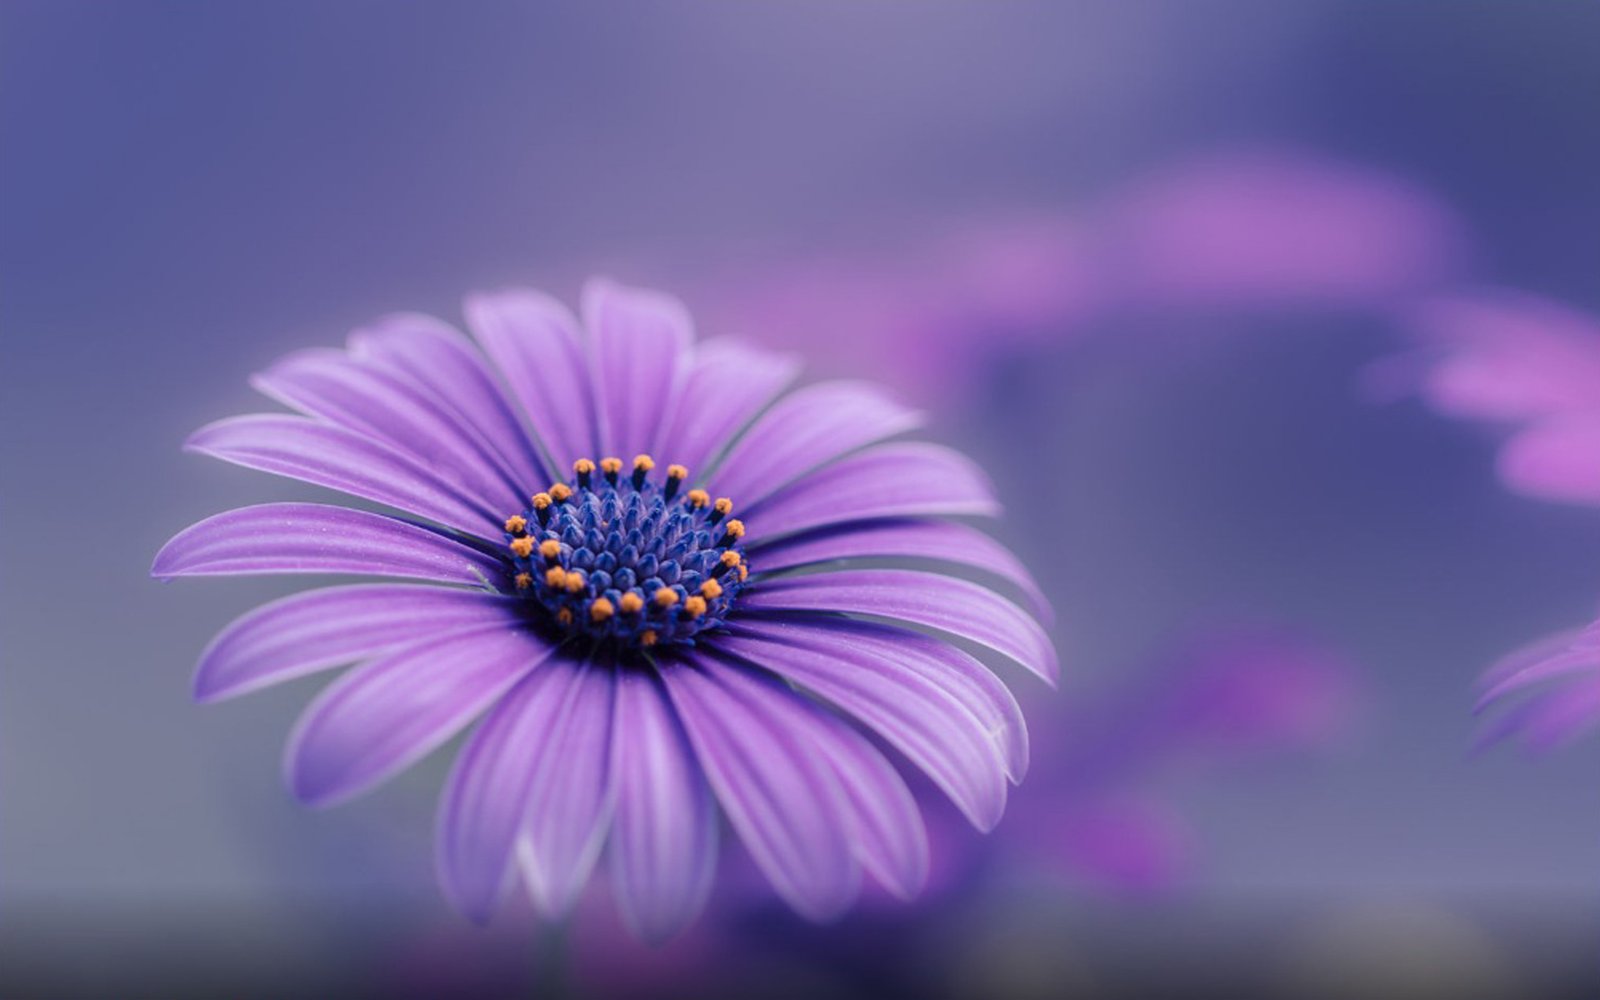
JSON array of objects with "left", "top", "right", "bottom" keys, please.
[{"left": 4, "top": 2, "right": 1599, "bottom": 996}]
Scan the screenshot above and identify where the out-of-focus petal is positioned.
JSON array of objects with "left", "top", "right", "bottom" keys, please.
[
  {"left": 517, "top": 661, "right": 617, "bottom": 918},
  {"left": 607, "top": 669, "right": 717, "bottom": 943},
  {"left": 347, "top": 313, "right": 551, "bottom": 488},
  {"left": 663, "top": 655, "right": 860, "bottom": 921},
  {"left": 185, "top": 414, "right": 498, "bottom": 537},
  {"left": 709, "top": 381, "right": 923, "bottom": 507},
  {"left": 658, "top": 338, "right": 800, "bottom": 480},
  {"left": 718, "top": 619, "right": 1013, "bottom": 828},
  {"left": 584, "top": 279, "right": 694, "bottom": 461},
  {"left": 465, "top": 289, "right": 599, "bottom": 473}
]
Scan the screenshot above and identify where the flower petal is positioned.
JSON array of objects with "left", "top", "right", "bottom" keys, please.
[
  {"left": 743, "top": 443, "right": 1000, "bottom": 541},
  {"left": 663, "top": 655, "right": 860, "bottom": 920},
  {"left": 186, "top": 414, "right": 498, "bottom": 537},
  {"left": 191, "top": 584, "right": 518, "bottom": 702},
  {"left": 709, "top": 381, "right": 923, "bottom": 508},
  {"left": 347, "top": 312, "right": 551, "bottom": 488},
  {"left": 251, "top": 349, "right": 527, "bottom": 512},
  {"left": 285, "top": 625, "right": 551, "bottom": 807},
  {"left": 658, "top": 338, "right": 800, "bottom": 480},
  {"left": 740, "top": 569, "right": 1058, "bottom": 686},
  {"left": 750, "top": 518, "right": 1052, "bottom": 624},
  {"left": 152, "top": 503, "right": 506, "bottom": 586},
  {"left": 719, "top": 619, "right": 1014, "bottom": 827},
  {"left": 606, "top": 669, "right": 717, "bottom": 943},
  {"left": 584, "top": 279, "right": 694, "bottom": 461},
  {"left": 802, "top": 707, "right": 929, "bottom": 900},
  {"left": 516, "top": 660, "right": 617, "bottom": 918},
  {"left": 464, "top": 289, "right": 599, "bottom": 473},
  {"left": 1477, "top": 674, "right": 1600, "bottom": 751},
  {"left": 438, "top": 658, "right": 611, "bottom": 923}
]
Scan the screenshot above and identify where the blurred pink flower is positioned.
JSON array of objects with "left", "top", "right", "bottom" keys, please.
[
  {"left": 1392, "top": 291, "right": 1600, "bottom": 506},
  {"left": 700, "top": 148, "right": 1469, "bottom": 402},
  {"left": 1475, "top": 624, "right": 1600, "bottom": 752}
]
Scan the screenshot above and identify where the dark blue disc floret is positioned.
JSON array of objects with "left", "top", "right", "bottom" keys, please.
[{"left": 503, "top": 455, "right": 749, "bottom": 653}]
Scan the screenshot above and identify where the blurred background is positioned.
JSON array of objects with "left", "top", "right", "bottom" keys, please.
[{"left": 3, "top": 2, "right": 1599, "bottom": 997}]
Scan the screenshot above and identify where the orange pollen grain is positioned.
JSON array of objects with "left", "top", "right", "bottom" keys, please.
[
  {"left": 683, "top": 596, "right": 707, "bottom": 618},
  {"left": 713, "top": 497, "right": 733, "bottom": 516},
  {"left": 723, "top": 519, "right": 745, "bottom": 540},
  {"left": 699, "top": 579, "right": 723, "bottom": 599},
  {"left": 667, "top": 464, "right": 688, "bottom": 480},
  {"left": 549, "top": 484, "right": 573, "bottom": 502},
  {"left": 564, "top": 570, "right": 587, "bottom": 594},
  {"left": 654, "top": 587, "right": 680, "bottom": 608},
  {"left": 504, "top": 515, "right": 528, "bottom": 534},
  {"left": 509, "top": 537, "right": 535, "bottom": 558},
  {"left": 573, "top": 458, "right": 595, "bottom": 476},
  {"left": 687, "top": 489, "right": 710, "bottom": 508},
  {"left": 538, "top": 539, "right": 561, "bottom": 560},
  {"left": 556, "top": 607, "right": 574, "bottom": 626},
  {"left": 590, "top": 597, "right": 615, "bottom": 622},
  {"left": 632, "top": 454, "right": 655, "bottom": 472},
  {"left": 514, "top": 573, "right": 532, "bottom": 589},
  {"left": 600, "top": 456, "right": 623, "bottom": 475},
  {"left": 545, "top": 567, "right": 568, "bottom": 588},
  {"left": 720, "top": 550, "right": 742, "bottom": 569},
  {"left": 531, "top": 492, "right": 552, "bottom": 510},
  {"left": 619, "top": 592, "right": 644, "bottom": 614},
  {"left": 641, "top": 629, "right": 659, "bottom": 647}
]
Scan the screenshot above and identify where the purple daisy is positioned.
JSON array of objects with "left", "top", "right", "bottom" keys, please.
[{"left": 152, "top": 279, "right": 1055, "bottom": 941}]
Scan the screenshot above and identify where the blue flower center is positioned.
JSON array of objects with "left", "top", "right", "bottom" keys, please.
[{"left": 503, "top": 455, "right": 749, "bottom": 652}]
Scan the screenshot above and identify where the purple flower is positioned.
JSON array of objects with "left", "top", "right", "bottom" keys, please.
[
  {"left": 152, "top": 279, "right": 1054, "bottom": 942},
  {"left": 1475, "top": 625, "right": 1600, "bottom": 751}
]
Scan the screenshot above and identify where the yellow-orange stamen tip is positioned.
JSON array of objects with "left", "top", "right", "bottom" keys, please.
[
  {"left": 619, "top": 592, "right": 644, "bottom": 614},
  {"left": 654, "top": 587, "right": 680, "bottom": 608},
  {"left": 737, "top": 565, "right": 748, "bottom": 582},
  {"left": 632, "top": 454, "right": 655, "bottom": 472},
  {"left": 641, "top": 629, "right": 659, "bottom": 647},
  {"left": 600, "top": 456, "right": 623, "bottom": 474},
  {"left": 509, "top": 537, "right": 535, "bottom": 558},
  {"left": 545, "top": 567, "right": 567, "bottom": 588},
  {"left": 699, "top": 579, "right": 723, "bottom": 599},
  {"left": 573, "top": 458, "right": 596, "bottom": 475},
  {"left": 564, "top": 571, "right": 587, "bottom": 594},
  {"left": 719, "top": 550, "right": 742, "bottom": 568},
  {"left": 713, "top": 497, "right": 733, "bottom": 516},
  {"left": 724, "top": 519, "right": 745, "bottom": 540},
  {"left": 504, "top": 515, "right": 528, "bottom": 534},
  {"left": 590, "top": 597, "right": 615, "bottom": 622},
  {"left": 548, "top": 484, "right": 573, "bottom": 502},
  {"left": 538, "top": 539, "right": 562, "bottom": 560},
  {"left": 687, "top": 489, "right": 710, "bottom": 508},
  {"left": 531, "top": 492, "right": 552, "bottom": 510},
  {"left": 514, "top": 572, "right": 533, "bottom": 590},
  {"left": 683, "top": 596, "right": 708, "bottom": 618},
  {"left": 667, "top": 464, "right": 688, "bottom": 480},
  {"left": 556, "top": 607, "right": 574, "bottom": 626}
]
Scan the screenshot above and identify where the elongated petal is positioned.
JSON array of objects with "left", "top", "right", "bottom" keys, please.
[
  {"left": 347, "top": 313, "right": 551, "bottom": 488},
  {"left": 192, "top": 584, "right": 517, "bottom": 702},
  {"left": 251, "top": 349, "right": 526, "bottom": 511},
  {"left": 186, "top": 415, "right": 498, "bottom": 537},
  {"left": 663, "top": 656, "right": 860, "bottom": 920},
  {"left": 438, "top": 659, "right": 611, "bottom": 923},
  {"left": 709, "top": 381, "right": 923, "bottom": 507},
  {"left": 607, "top": 669, "right": 717, "bottom": 943},
  {"left": 719, "top": 620, "right": 1012, "bottom": 827},
  {"left": 802, "top": 709, "right": 928, "bottom": 899},
  {"left": 741, "top": 569, "right": 1058, "bottom": 685},
  {"left": 153, "top": 503, "right": 506, "bottom": 585},
  {"left": 659, "top": 338, "right": 800, "bottom": 480},
  {"left": 1499, "top": 417, "right": 1600, "bottom": 506},
  {"left": 1477, "top": 646, "right": 1600, "bottom": 712},
  {"left": 285, "top": 625, "right": 550, "bottom": 807},
  {"left": 517, "top": 661, "right": 617, "bottom": 918},
  {"left": 465, "top": 289, "right": 599, "bottom": 473},
  {"left": 1477, "top": 674, "right": 1600, "bottom": 751},
  {"left": 744, "top": 443, "right": 1000, "bottom": 541},
  {"left": 751, "top": 518, "right": 1051, "bottom": 624},
  {"left": 584, "top": 279, "right": 694, "bottom": 460}
]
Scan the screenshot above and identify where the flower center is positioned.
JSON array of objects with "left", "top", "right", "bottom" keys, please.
[{"left": 503, "top": 455, "right": 749, "bottom": 652}]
